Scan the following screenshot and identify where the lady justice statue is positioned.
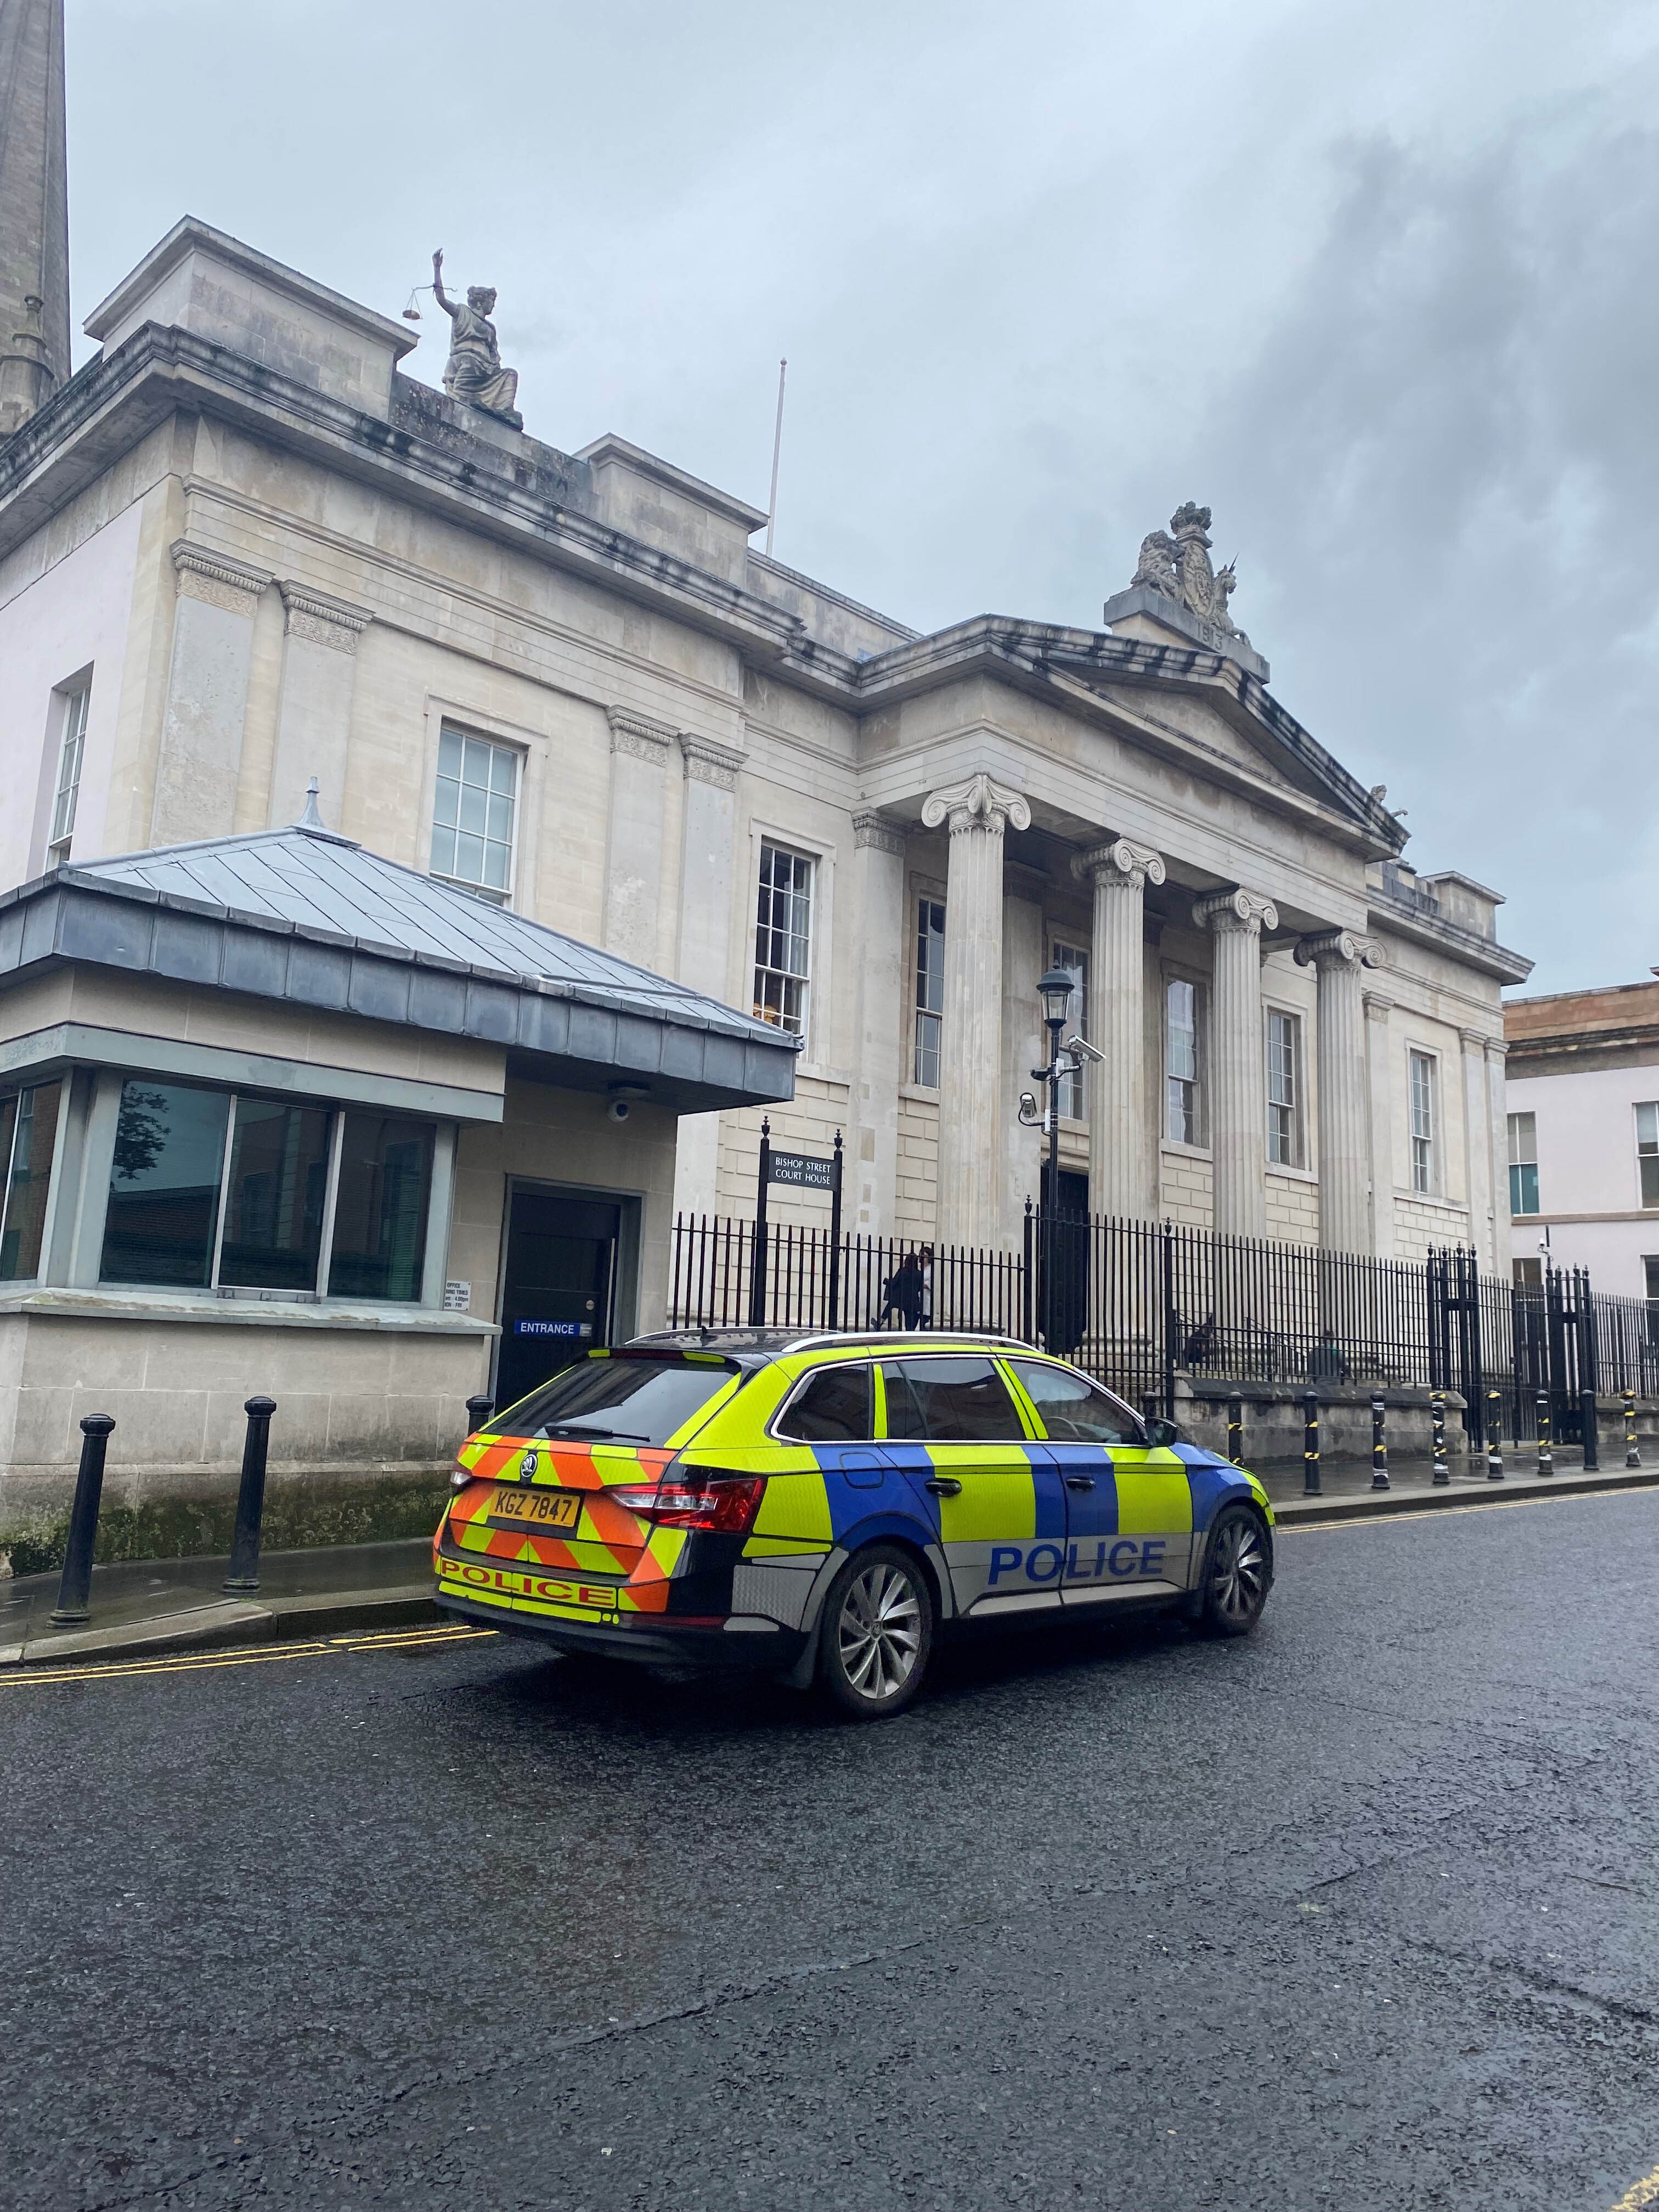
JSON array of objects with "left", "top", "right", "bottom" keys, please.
[{"left": 430, "top": 249, "right": 522, "bottom": 426}]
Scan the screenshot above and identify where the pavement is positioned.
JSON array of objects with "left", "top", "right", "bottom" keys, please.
[
  {"left": 2, "top": 1444, "right": 1651, "bottom": 1667},
  {"left": 2, "top": 1481, "right": 1658, "bottom": 2209}
]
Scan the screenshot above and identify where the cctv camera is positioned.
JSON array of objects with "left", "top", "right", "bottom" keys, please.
[
  {"left": 1065, "top": 1033, "right": 1105, "bottom": 1065},
  {"left": 1017, "top": 1091, "right": 1040, "bottom": 1126},
  {"left": 607, "top": 1097, "right": 631, "bottom": 1124}
]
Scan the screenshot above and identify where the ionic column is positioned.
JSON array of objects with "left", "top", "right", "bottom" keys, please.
[
  {"left": 849, "top": 810, "right": 907, "bottom": 1234},
  {"left": 1295, "top": 929, "right": 1383, "bottom": 1254},
  {"left": 1073, "top": 838, "right": 1165, "bottom": 1219},
  {"left": 602, "top": 708, "right": 676, "bottom": 967},
  {"left": 268, "top": 583, "right": 372, "bottom": 831},
  {"left": 1194, "top": 887, "right": 1278, "bottom": 1238},
  {"left": 921, "top": 772, "right": 1030, "bottom": 1248},
  {"left": 1363, "top": 991, "right": 1395, "bottom": 1256},
  {"left": 154, "top": 541, "right": 270, "bottom": 845},
  {"left": 672, "top": 735, "right": 745, "bottom": 1220}
]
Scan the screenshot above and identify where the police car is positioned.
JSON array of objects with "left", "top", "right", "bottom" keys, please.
[{"left": 433, "top": 1328, "right": 1274, "bottom": 1719}]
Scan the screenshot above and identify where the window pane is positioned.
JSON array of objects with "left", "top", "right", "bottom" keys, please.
[
  {"left": 1008, "top": 1359, "right": 1138, "bottom": 1443},
  {"left": 1508, "top": 1111, "right": 1536, "bottom": 1166},
  {"left": 462, "top": 735, "right": 492, "bottom": 787},
  {"left": 101, "top": 1081, "right": 229, "bottom": 1287},
  {"left": 777, "top": 1364, "right": 874, "bottom": 1442},
  {"left": 881, "top": 1356, "right": 1023, "bottom": 1443},
  {"left": 507, "top": 1356, "right": 732, "bottom": 1446},
  {"left": 430, "top": 826, "right": 456, "bottom": 877},
  {"left": 218, "top": 1098, "right": 332, "bottom": 1290},
  {"left": 327, "top": 1114, "right": 433, "bottom": 1300},
  {"left": 1638, "top": 1103, "right": 1659, "bottom": 1153},
  {"left": 1053, "top": 941, "right": 1087, "bottom": 1118},
  {"left": 1643, "top": 1155, "right": 1659, "bottom": 1210},
  {"left": 438, "top": 727, "right": 464, "bottom": 779},
  {"left": 0, "top": 1082, "right": 60, "bottom": 1280},
  {"left": 458, "top": 781, "right": 488, "bottom": 835},
  {"left": 1509, "top": 1161, "right": 1539, "bottom": 1217}
]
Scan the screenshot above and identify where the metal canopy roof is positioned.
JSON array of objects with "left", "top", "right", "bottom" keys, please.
[{"left": 0, "top": 826, "right": 799, "bottom": 1114}]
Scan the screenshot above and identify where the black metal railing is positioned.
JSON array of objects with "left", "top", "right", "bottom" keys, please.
[{"left": 669, "top": 1207, "right": 1659, "bottom": 1434}]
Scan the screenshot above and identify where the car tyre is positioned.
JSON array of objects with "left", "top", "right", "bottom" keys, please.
[
  {"left": 817, "top": 1544, "right": 934, "bottom": 1720},
  {"left": 1197, "top": 1504, "right": 1272, "bottom": 1637}
]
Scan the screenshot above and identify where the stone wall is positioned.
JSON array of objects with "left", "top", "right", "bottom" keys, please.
[{"left": 1265, "top": 1169, "right": 1321, "bottom": 1244}]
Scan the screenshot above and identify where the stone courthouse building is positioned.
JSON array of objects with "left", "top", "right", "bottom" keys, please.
[{"left": 0, "top": 1, "right": 1530, "bottom": 1529}]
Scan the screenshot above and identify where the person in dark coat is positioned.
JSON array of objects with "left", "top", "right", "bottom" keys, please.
[{"left": 881, "top": 1250, "right": 926, "bottom": 1329}]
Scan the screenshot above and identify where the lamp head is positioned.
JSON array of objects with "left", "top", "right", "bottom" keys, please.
[{"left": 1037, "top": 964, "right": 1075, "bottom": 1031}]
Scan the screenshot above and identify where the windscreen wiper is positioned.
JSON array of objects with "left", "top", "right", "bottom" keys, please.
[{"left": 546, "top": 1424, "right": 652, "bottom": 1443}]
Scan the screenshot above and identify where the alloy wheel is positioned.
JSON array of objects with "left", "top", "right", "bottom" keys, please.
[
  {"left": 836, "top": 1560, "right": 923, "bottom": 1703},
  {"left": 1210, "top": 1514, "right": 1269, "bottom": 1624}
]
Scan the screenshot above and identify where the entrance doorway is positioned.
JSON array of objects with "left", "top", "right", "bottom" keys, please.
[{"left": 495, "top": 1190, "right": 623, "bottom": 1411}]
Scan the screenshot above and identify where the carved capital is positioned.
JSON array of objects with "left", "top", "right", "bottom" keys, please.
[
  {"left": 1294, "top": 928, "right": 1384, "bottom": 975},
  {"left": 1193, "top": 885, "right": 1278, "bottom": 936},
  {"left": 853, "top": 809, "right": 905, "bottom": 857},
  {"left": 1073, "top": 837, "right": 1166, "bottom": 893},
  {"left": 171, "top": 540, "right": 269, "bottom": 619},
  {"left": 607, "top": 707, "right": 676, "bottom": 765},
  {"left": 278, "top": 580, "right": 372, "bottom": 656},
  {"left": 680, "top": 735, "right": 745, "bottom": 790},
  {"left": 920, "top": 772, "right": 1030, "bottom": 838}
]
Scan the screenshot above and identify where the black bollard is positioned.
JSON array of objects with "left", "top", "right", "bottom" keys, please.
[
  {"left": 1536, "top": 1391, "right": 1553, "bottom": 1477},
  {"left": 1486, "top": 1389, "right": 1504, "bottom": 1480},
  {"left": 223, "top": 1396, "right": 277, "bottom": 1594},
  {"left": 1431, "top": 1391, "right": 1449, "bottom": 1486},
  {"left": 1227, "top": 1393, "right": 1243, "bottom": 1468},
  {"left": 1370, "top": 1395, "right": 1390, "bottom": 1491},
  {"left": 1626, "top": 1390, "right": 1642, "bottom": 1470},
  {"left": 466, "top": 1394, "right": 495, "bottom": 1435},
  {"left": 1301, "top": 1389, "right": 1321, "bottom": 1497},
  {"left": 50, "top": 1415, "right": 117, "bottom": 1626},
  {"left": 1580, "top": 1387, "right": 1599, "bottom": 1472}
]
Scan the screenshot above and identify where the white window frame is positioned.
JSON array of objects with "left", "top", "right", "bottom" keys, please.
[
  {"left": 47, "top": 679, "right": 91, "bottom": 864},
  {"left": 1265, "top": 1006, "right": 1304, "bottom": 1169},
  {"left": 1051, "top": 938, "right": 1088, "bottom": 1121},
  {"left": 1408, "top": 1049, "right": 1438, "bottom": 1195},
  {"left": 1637, "top": 1102, "right": 1659, "bottom": 1211},
  {"left": 751, "top": 838, "right": 815, "bottom": 1044},
  {"left": 428, "top": 720, "right": 522, "bottom": 906},
  {"left": 913, "top": 893, "right": 947, "bottom": 1090},
  {"left": 1507, "top": 1110, "right": 1539, "bottom": 1217},
  {"left": 1164, "top": 972, "right": 1206, "bottom": 1149}
]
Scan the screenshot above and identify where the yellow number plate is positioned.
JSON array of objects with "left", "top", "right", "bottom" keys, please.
[{"left": 487, "top": 1484, "right": 582, "bottom": 1532}]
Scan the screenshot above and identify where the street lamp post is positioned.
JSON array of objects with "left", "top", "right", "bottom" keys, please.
[{"left": 1034, "top": 964, "right": 1076, "bottom": 1352}]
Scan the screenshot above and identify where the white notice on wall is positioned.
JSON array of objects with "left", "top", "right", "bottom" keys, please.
[{"left": 443, "top": 1280, "right": 472, "bottom": 1313}]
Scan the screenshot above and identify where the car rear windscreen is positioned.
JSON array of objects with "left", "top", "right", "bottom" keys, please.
[{"left": 501, "top": 1357, "right": 736, "bottom": 1447}]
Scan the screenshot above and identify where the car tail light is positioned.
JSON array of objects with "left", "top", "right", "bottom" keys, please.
[
  {"left": 449, "top": 1461, "right": 475, "bottom": 1492},
  {"left": 608, "top": 1474, "right": 766, "bottom": 1533}
]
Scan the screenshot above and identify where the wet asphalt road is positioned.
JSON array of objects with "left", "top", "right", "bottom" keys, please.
[{"left": 4, "top": 1489, "right": 1659, "bottom": 2212}]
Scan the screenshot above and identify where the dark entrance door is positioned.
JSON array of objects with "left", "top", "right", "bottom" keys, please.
[{"left": 495, "top": 1191, "right": 620, "bottom": 1413}]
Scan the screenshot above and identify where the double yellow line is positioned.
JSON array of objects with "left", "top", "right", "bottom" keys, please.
[
  {"left": 0, "top": 1621, "right": 496, "bottom": 1690},
  {"left": 1610, "top": 2163, "right": 1659, "bottom": 2211}
]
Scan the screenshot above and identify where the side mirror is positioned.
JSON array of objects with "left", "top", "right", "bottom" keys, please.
[{"left": 1144, "top": 1415, "right": 1180, "bottom": 1449}]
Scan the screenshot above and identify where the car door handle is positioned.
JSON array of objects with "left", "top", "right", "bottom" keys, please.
[
  {"left": 1063, "top": 1475, "right": 1097, "bottom": 1492},
  {"left": 924, "top": 1477, "right": 962, "bottom": 1497}
]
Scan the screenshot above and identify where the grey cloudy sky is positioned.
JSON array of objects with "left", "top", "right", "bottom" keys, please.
[{"left": 65, "top": 0, "right": 1659, "bottom": 995}]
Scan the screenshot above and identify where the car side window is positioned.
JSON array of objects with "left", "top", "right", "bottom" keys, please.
[
  {"left": 882, "top": 1357, "right": 1024, "bottom": 1443},
  {"left": 776, "top": 1363, "right": 874, "bottom": 1443},
  {"left": 1007, "top": 1359, "right": 1143, "bottom": 1445}
]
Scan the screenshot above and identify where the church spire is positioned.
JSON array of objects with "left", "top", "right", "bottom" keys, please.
[{"left": 0, "top": 0, "right": 69, "bottom": 436}]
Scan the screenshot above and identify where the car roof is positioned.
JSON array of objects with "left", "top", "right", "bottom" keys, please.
[{"left": 625, "top": 1326, "right": 1041, "bottom": 1368}]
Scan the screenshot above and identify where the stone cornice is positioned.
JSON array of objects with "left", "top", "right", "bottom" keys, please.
[
  {"left": 921, "top": 772, "right": 1031, "bottom": 838},
  {"left": 1193, "top": 886, "right": 1278, "bottom": 936},
  {"left": 1367, "top": 890, "right": 1533, "bottom": 986},
  {"left": 278, "top": 579, "right": 373, "bottom": 654},
  {"left": 852, "top": 809, "right": 905, "bottom": 856},
  {"left": 1072, "top": 837, "right": 1166, "bottom": 892},
  {"left": 171, "top": 538, "right": 269, "bottom": 617},
  {"left": 680, "top": 735, "right": 746, "bottom": 790},
  {"left": 607, "top": 706, "right": 678, "bottom": 763}
]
